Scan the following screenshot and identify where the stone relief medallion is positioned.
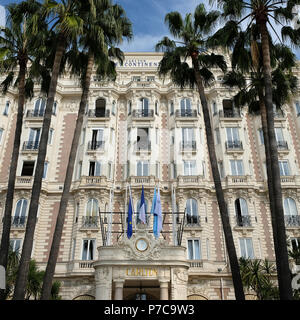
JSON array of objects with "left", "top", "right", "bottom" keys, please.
[{"left": 117, "top": 229, "right": 166, "bottom": 260}]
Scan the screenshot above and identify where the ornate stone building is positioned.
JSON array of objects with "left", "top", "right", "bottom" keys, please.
[{"left": 0, "top": 52, "right": 300, "bottom": 300}]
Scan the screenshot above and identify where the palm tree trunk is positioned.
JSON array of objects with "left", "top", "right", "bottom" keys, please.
[
  {"left": 258, "top": 19, "right": 293, "bottom": 300},
  {"left": 192, "top": 56, "right": 245, "bottom": 300},
  {"left": 40, "top": 52, "right": 94, "bottom": 300},
  {"left": 13, "top": 35, "right": 66, "bottom": 300},
  {"left": 259, "top": 96, "right": 280, "bottom": 265},
  {"left": 0, "top": 56, "right": 27, "bottom": 300}
]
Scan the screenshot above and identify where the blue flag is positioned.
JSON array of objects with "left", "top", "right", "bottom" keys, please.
[
  {"left": 153, "top": 188, "right": 162, "bottom": 239},
  {"left": 139, "top": 185, "right": 146, "bottom": 224},
  {"left": 150, "top": 187, "right": 157, "bottom": 215},
  {"left": 127, "top": 196, "right": 133, "bottom": 239}
]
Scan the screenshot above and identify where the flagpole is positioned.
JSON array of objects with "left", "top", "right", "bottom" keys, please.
[
  {"left": 107, "top": 186, "right": 114, "bottom": 245},
  {"left": 125, "top": 183, "right": 128, "bottom": 238},
  {"left": 129, "top": 184, "right": 135, "bottom": 232},
  {"left": 172, "top": 184, "right": 177, "bottom": 246}
]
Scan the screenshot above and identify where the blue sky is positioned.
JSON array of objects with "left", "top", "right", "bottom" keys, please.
[{"left": 0, "top": 0, "right": 300, "bottom": 57}]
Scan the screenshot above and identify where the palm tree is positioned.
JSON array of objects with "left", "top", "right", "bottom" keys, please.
[
  {"left": 40, "top": 1, "right": 132, "bottom": 299},
  {"left": 156, "top": 4, "right": 245, "bottom": 300},
  {"left": 13, "top": 0, "right": 93, "bottom": 300},
  {"left": 222, "top": 29, "right": 297, "bottom": 299},
  {"left": 214, "top": 0, "right": 299, "bottom": 300},
  {"left": 0, "top": 0, "right": 47, "bottom": 300}
]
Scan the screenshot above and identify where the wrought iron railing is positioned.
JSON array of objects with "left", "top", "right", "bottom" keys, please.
[
  {"left": 87, "top": 141, "right": 105, "bottom": 151},
  {"left": 284, "top": 215, "right": 300, "bottom": 227},
  {"left": 82, "top": 216, "right": 99, "bottom": 228},
  {"left": 181, "top": 141, "right": 197, "bottom": 151},
  {"left": 219, "top": 110, "right": 241, "bottom": 118},
  {"left": 225, "top": 141, "right": 243, "bottom": 150},
  {"left": 135, "top": 141, "right": 151, "bottom": 152},
  {"left": 236, "top": 215, "right": 252, "bottom": 227},
  {"left": 132, "top": 109, "right": 154, "bottom": 118},
  {"left": 11, "top": 216, "right": 27, "bottom": 228},
  {"left": 185, "top": 215, "right": 201, "bottom": 226},
  {"left": 175, "top": 110, "right": 197, "bottom": 118},
  {"left": 22, "top": 141, "right": 39, "bottom": 150},
  {"left": 277, "top": 140, "right": 288, "bottom": 150},
  {"left": 88, "top": 109, "right": 110, "bottom": 118}
]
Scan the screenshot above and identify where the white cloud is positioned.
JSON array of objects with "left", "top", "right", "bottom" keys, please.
[{"left": 0, "top": 5, "right": 5, "bottom": 27}]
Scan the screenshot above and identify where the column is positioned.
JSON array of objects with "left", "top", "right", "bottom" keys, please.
[
  {"left": 160, "top": 281, "right": 169, "bottom": 300},
  {"left": 114, "top": 280, "right": 125, "bottom": 300}
]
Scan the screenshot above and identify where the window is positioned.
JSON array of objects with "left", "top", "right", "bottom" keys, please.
[
  {"left": 138, "top": 98, "right": 149, "bottom": 116},
  {"left": 112, "top": 101, "right": 116, "bottom": 115},
  {"left": 28, "top": 128, "right": 41, "bottom": 149},
  {"left": 72, "top": 239, "right": 76, "bottom": 260},
  {"left": 156, "top": 162, "right": 160, "bottom": 179},
  {"left": 180, "top": 98, "right": 192, "bottom": 115},
  {"left": 137, "top": 128, "right": 149, "bottom": 150},
  {"left": 43, "top": 162, "right": 48, "bottom": 179},
  {"left": 85, "top": 199, "right": 98, "bottom": 229},
  {"left": 132, "top": 76, "right": 141, "bottom": 82},
  {"left": 128, "top": 101, "right": 132, "bottom": 115},
  {"left": 75, "top": 203, "right": 79, "bottom": 223},
  {"left": 127, "top": 160, "right": 130, "bottom": 178},
  {"left": 110, "top": 128, "right": 115, "bottom": 143},
  {"left": 52, "top": 101, "right": 57, "bottom": 115},
  {"left": 33, "top": 99, "right": 46, "bottom": 116},
  {"left": 3, "top": 101, "right": 10, "bottom": 116},
  {"left": 48, "top": 128, "right": 54, "bottom": 145},
  {"left": 147, "top": 76, "right": 155, "bottom": 82},
  {"left": 0, "top": 128, "right": 3, "bottom": 144},
  {"left": 91, "top": 129, "right": 104, "bottom": 150},
  {"left": 258, "top": 129, "right": 264, "bottom": 145},
  {"left": 295, "top": 101, "right": 300, "bottom": 116},
  {"left": 170, "top": 101, "right": 174, "bottom": 115},
  {"left": 89, "top": 161, "right": 101, "bottom": 176},
  {"left": 155, "top": 101, "right": 158, "bottom": 115},
  {"left": 21, "top": 161, "right": 35, "bottom": 176},
  {"left": 230, "top": 160, "right": 244, "bottom": 176},
  {"left": 275, "top": 127, "right": 284, "bottom": 143},
  {"left": 187, "top": 239, "right": 201, "bottom": 260},
  {"left": 218, "top": 161, "right": 224, "bottom": 179},
  {"left": 13, "top": 199, "right": 28, "bottom": 226},
  {"left": 108, "top": 162, "right": 112, "bottom": 179},
  {"left": 279, "top": 161, "right": 290, "bottom": 176},
  {"left": 10, "top": 239, "right": 21, "bottom": 253},
  {"left": 81, "top": 128, "right": 86, "bottom": 145},
  {"left": 235, "top": 198, "right": 251, "bottom": 227},
  {"left": 171, "top": 162, "right": 177, "bottom": 179},
  {"left": 215, "top": 128, "right": 220, "bottom": 144},
  {"left": 184, "top": 161, "right": 196, "bottom": 176},
  {"left": 137, "top": 161, "right": 149, "bottom": 176},
  {"left": 95, "top": 98, "right": 106, "bottom": 117},
  {"left": 212, "top": 101, "right": 217, "bottom": 116},
  {"left": 186, "top": 199, "right": 199, "bottom": 224},
  {"left": 291, "top": 238, "right": 300, "bottom": 251},
  {"left": 284, "top": 198, "right": 298, "bottom": 216},
  {"left": 81, "top": 239, "right": 95, "bottom": 260},
  {"left": 202, "top": 161, "right": 206, "bottom": 177},
  {"left": 239, "top": 238, "right": 254, "bottom": 259},
  {"left": 226, "top": 127, "right": 240, "bottom": 143},
  {"left": 77, "top": 161, "right": 82, "bottom": 179}
]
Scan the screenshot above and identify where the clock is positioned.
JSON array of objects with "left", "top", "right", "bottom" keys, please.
[{"left": 135, "top": 238, "right": 148, "bottom": 252}]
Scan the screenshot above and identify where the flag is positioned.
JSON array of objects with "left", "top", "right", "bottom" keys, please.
[
  {"left": 139, "top": 185, "right": 146, "bottom": 224},
  {"left": 153, "top": 188, "right": 162, "bottom": 239},
  {"left": 127, "top": 195, "right": 133, "bottom": 239},
  {"left": 150, "top": 187, "right": 157, "bottom": 215}
]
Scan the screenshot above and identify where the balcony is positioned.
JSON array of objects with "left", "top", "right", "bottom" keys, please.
[
  {"left": 189, "top": 260, "right": 203, "bottom": 268},
  {"left": 185, "top": 215, "right": 201, "bottom": 227},
  {"left": 225, "top": 140, "right": 243, "bottom": 151},
  {"left": 225, "top": 175, "right": 251, "bottom": 188},
  {"left": 87, "top": 140, "right": 105, "bottom": 151},
  {"left": 219, "top": 110, "right": 241, "bottom": 119},
  {"left": 274, "top": 110, "right": 285, "bottom": 119},
  {"left": 180, "top": 141, "right": 197, "bottom": 153},
  {"left": 277, "top": 140, "right": 289, "bottom": 153},
  {"left": 176, "top": 175, "right": 205, "bottom": 187},
  {"left": 285, "top": 215, "right": 300, "bottom": 228},
  {"left": 88, "top": 109, "right": 110, "bottom": 119},
  {"left": 81, "top": 216, "right": 99, "bottom": 229},
  {"left": 236, "top": 215, "right": 252, "bottom": 227},
  {"left": 175, "top": 110, "right": 198, "bottom": 118},
  {"left": 132, "top": 109, "right": 154, "bottom": 119},
  {"left": 11, "top": 216, "right": 27, "bottom": 229},
  {"left": 134, "top": 141, "right": 151, "bottom": 153},
  {"left": 26, "top": 110, "right": 44, "bottom": 118},
  {"left": 22, "top": 141, "right": 39, "bottom": 151},
  {"left": 127, "top": 176, "right": 158, "bottom": 188}
]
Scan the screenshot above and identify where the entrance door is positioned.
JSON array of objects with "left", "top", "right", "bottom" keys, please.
[{"left": 123, "top": 280, "right": 160, "bottom": 300}]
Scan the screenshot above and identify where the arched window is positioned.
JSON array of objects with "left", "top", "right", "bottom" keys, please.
[
  {"left": 85, "top": 199, "right": 98, "bottom": 227},
  {"left": 136, "top": 199, "right": 148, "bottom": 224},
  {"left": 95, "top": 98, "right": 106, "bottom": 117},
  {"left": 13, "top": 199, "right": 28, "bottom": 226},
  {"left": 180, "top": 98, "right": 192, "bottom": 116},
  {"left": 186, "top": 199, "right": 199, "bottom": 225},
  {"left": 139, "top": 98, "right": 149, "bottom": 116},
  {"left": 235, "top": 198, "right": 251, "bottom": 227}
]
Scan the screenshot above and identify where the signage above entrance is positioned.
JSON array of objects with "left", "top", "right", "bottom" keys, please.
[{"left": 126, "top": 267, "right": 158, "bottom": 277}]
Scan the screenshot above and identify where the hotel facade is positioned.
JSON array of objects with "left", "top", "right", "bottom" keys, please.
[{"left": 0, "top": 52, "right": 300, "bottom": 300}]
